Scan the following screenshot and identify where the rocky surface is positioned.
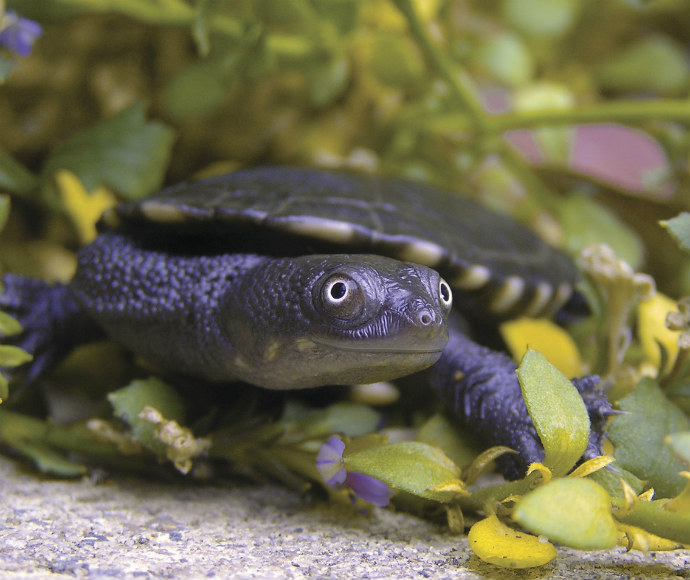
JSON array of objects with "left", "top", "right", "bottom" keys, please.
[{"left": 1, "top": 456, "right": 688, "bottom": 579}]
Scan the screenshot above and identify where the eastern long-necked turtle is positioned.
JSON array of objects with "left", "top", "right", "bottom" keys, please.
[{"left": 0, "top": 166, "right": 609, "bottom": 478}]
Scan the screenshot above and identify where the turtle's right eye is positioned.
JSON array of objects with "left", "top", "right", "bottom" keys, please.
[
  {"left": 438, "top": 278, "right": 452, "bottom": 311},
  {"left": 320, "top": 274, "right": 365, "bottom": 320}
]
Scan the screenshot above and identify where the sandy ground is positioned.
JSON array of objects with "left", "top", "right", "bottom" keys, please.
[{"left": 1, "top": 455, "right": 688, "bottom": 579}]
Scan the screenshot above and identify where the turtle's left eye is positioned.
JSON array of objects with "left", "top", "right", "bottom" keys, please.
[{"left": 320, "top": 274, "right": 365, "bottom": 320}]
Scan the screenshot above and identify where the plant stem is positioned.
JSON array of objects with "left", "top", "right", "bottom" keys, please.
[
  {"left": 392, "top": 0, "right": 488, "bottom": 129},
  {"left": 407, "top": 100, "right": 690, "bottom": 134},
  {"left": 53, "top": 0, "right": 316, "bottom": 62}
]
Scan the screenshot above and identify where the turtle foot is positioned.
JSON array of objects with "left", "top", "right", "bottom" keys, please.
[{"left": 0, "top": 274, "right": 103, "bottom": 387}]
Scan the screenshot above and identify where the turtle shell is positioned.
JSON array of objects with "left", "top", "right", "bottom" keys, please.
[{"left": 101, "top": 166, "right": 578, "bottom": 320}]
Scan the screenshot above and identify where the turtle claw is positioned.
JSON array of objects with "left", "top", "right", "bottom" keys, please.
[{"left": 0, "top": 274, "right": 104, "bottom": 387}]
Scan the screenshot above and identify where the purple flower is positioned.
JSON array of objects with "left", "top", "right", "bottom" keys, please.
[
  {"left": 316, "top": 435, "right": 393, "bottom": 508},
  {"left": 342, "top": 471, "right": 392, "bottom": 508},
  {"left": 0, "top": 12, "right": 42, "bottom": 57},
  {"left": 316, "top": 435, "right": 347, "bottom": 486}
]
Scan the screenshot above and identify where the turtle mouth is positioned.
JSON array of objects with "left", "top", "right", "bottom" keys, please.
[{"left": 312, "top": 337, "right": 446, "bottom": 355}]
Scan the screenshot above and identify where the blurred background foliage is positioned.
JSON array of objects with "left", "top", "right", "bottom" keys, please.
[{"left": 0, "top": 0, "right": 688, "bottom": 296}]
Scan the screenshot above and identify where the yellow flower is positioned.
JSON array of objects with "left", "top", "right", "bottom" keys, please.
[
  {"left": 468, "top": 513, "right": 557, "bottom": 569},
  {"left": 56, "top": 170, "right": 117, "bottom": 244},
  {"left": 637, "top": 292, "right": 681, "bottom": 375},
  {"left": 500, "top": 317, "right": 582, "bottom": 377}
]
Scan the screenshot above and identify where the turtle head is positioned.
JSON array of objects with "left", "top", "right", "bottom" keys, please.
[{"left": 221, "top": 254, "right": 452, "bottom": 389}]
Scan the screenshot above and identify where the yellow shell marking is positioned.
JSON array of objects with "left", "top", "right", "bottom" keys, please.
[
  {"left": 453, "top": 265, "right": 491, "bottom": 290},
  {"left": 397, "top": 240, "right": 445, "bottom": 268},
  {"left": 140, "top": 201, "right": 189, "bottom": 223},
  {"left": 550, "top": 282, "right": 573, "bottom": 314},
  {"left": 100, "top": 208, "right": 121, "bottom": 229},
  {"left": 490, "top": 276, "right": 525, "bottom": 314},
  {"left": 522, "top": 281, "right": 554, "bottom": 318},
  {"left": 281, "top": 217, "right": 357, "bottom": 244}
]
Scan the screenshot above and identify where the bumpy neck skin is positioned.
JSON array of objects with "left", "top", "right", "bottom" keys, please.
[{"left": 70, "top": 232, "right": 450, "bottom": 388}]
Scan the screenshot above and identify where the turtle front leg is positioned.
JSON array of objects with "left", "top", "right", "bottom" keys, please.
[
  {"left": 427, "top": 318, "right": 611, "bottom": 479},
  {"left": 0, "top": 274, "right": 105, "bottom": 388}
]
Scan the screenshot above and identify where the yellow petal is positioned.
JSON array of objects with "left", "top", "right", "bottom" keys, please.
[
  {"left": 500, "top": 317, "right": 582, "bottom": 377},
  {"left": 568, "top": 455, "right": 616, "bottom": 478},
  {"left": 637, "top": 292, "right": 680, "bottom": 374},
  {"left": 665, "top": 472, "right": 690, "bottom": 513},
  {"left": 468, "top": 514, "right": 557, "bottom": 569},
  {"left": 526, "top": 462, "right": 553, "bottom": 485},
  {"left": 56, "top": 170, "right": 117, "bottom": 244},
  {"left": 617, "top": 523, "right": 683, "bottom": 552}
]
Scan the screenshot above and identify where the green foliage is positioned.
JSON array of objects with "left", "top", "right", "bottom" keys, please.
[
  {"left": 415, "top": 413, "right": 482, "bottom": 468},
  {"left": 281, "top": 401, "right": 381, "bottom": 440},
  {"left": 608, "top": 378, "right": 689, "bottom": 498},
  {"left": 595, "top": 35, "right": 690, "bottom": 96},
  {"left": 513, "top": 478, "right": 618, "bottom": 550},
  {"left": 559, "top": 194, "right": 644, "bottom": 270},
  {"left": 43, "top": 104, "right": 175, "bottom": 200},
  {"left": 0, "top": 151, "right": 38, "bottom": 196},
  {"left": 108, "top": 377, "right": 186, "bottom": 455},
  {"left": 0, "top": 56, "right": 15, "bottom": 81},
  {"left": 516, "top": 349, "right": 590, "bottom": 477},
  {"left": 163, "top": 58, "right": 230, "bottom": 120},
  {"left": 0, "top": 195, "right": 9, "bottom": 234},
  {"left": 0, "top": 344, "right": 33, "bottom": 368},
  {"left": 0, "top": 311, "right": 22, "bottom": 337},
  {"left": 661, "top": 212, "right": 690, "bottom": 253},
  {"left": 665, "top": 431, "right": 690, "bottom": 466},
  {"left": 615, "top": 496, "right": 690, "bottom": 545},
  {"left": 344, "top": 441, "right": 464, "bottom": 503}
]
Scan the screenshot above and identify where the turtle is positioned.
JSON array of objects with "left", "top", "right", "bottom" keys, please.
[{"left": 0, "top": 166, "right": 610, "bottom": 478}]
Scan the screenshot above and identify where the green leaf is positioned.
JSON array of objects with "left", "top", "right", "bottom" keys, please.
[
  {"left": 10, "top": 439, "right": 86, "bottom": 477},
  {"left": 163, "top": 59, "right": 228, "bottom": 120},
  {"left": 0, "top": 195, "right": 9, "bottom": 233},
  {"left": 281, "top": 401, "right": 380, "bottom": 440},
  {"left": 307, "top": 53, "right": 350, "bottom": 107},
  {"left": 665, "top": 431, "right": 690, "bottom": 466},
  {"left": 516, "top": 349, "right": 590, "bottom": 477},
  {"left": 661, "top": 212, "right": 690, "bottom": 253},
  {"left": 370, "top": 32, "right": 426, "bottom": 89},
  {"left": 0, "top": 345, "right": 33, "bottom": 368},
  {"left": 0, "top": 56, "right": 16, "bottom": 81},
  {"left": 0, "top": 150, "right": 39, "bottom": 196},
  {"left": 595, "top": 34, "right": 690, "bottom": 96},
  {"left": 416, "top": 413, "right": 482, "bottom": 468},
  {"left": 108, "top": 377, "right": 185, "bottom": 455},
  {"left": 615, "top": 497, "right": 690, "bottom": 545},
  {"left": 587, "top": 464, "right": 645, "bottom": 498},
  {"left": 344, "top": 441, "right": 462, "bottom": 503},
  {"left": 560, "top": 193, "right": 644, "bottom": 270},
  {"left": 0, "top": 375, "right": 7, "bottom": 402},
  {"left": 43, "top": 103, "right": 175, "bottom": 200},
  {"left": 608, "top": 378, "right": 689, "bottom": 498},
  {"left": 192, "top": 0, "right": 217, "bottom": 56},
  {"left": 513, "top": 478, "right": 618, "bottom": 550}
]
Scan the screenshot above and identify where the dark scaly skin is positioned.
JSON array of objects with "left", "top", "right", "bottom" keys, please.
[
  {"left": 16, "top": 231, "right": 449, "bottom": 389},
  {"left": 428, "top": 320, "right": 608, "bottom": 479}
]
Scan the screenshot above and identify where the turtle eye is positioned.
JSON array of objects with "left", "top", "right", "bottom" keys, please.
[
  {"left": 321, "top": 274, "right": 365, "bottom": 319},
  {"left": 439, "top": 278, "right": 452, "bottom": 310}
]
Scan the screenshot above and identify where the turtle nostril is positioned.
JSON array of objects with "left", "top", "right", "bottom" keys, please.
[{"left": 418, "top": 311, "right": 434, "bottom": 326}]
